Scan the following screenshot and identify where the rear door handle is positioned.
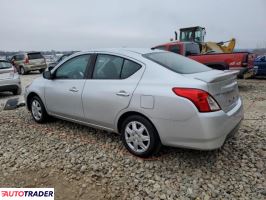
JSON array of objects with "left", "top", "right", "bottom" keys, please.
[
  {"left": 116, "top": 90, "right": 130, "bottom": 97},
  {"left": 69, "top": 87, "right": 79, "bottom": 92}
]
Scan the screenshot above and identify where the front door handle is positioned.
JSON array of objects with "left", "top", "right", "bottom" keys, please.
[
  {"left": 116, "top": 90, "right": 130, "bottom": 97},
  {"left": 69, "top": 87, "right": 79, "bottom": 92}
]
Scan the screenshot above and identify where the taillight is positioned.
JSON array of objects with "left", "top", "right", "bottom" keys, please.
[
  {"left": 24, "top": 57, "right": 29, "bottom": 64},
  {"left": 172, "top": 88, "right": 221, "bottom": 112}
]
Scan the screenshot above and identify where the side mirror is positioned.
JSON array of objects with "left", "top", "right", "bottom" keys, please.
[{"left": 43, "top": 71, "right": 53, "bottom": 80}]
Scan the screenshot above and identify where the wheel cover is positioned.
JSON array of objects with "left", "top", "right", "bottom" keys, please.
[
  {"left": 21, "top": 67, "right": 25, "bottom": 74},
  {"left": 31, "top": 100, "right": 42, "bottom": 120},
  {"left": 125, "top": 121, "right": 151, "bottom": 153}
]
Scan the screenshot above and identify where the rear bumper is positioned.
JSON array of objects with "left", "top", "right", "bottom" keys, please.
[
  {"left": 151, "top": 98, "right": 243, "bottom": 150},
  {"left": 0, "top": 76, "right": 21, "bottom": 93},
  {"left": 24, "top": 64, "right": 47, "bottom": 72}
]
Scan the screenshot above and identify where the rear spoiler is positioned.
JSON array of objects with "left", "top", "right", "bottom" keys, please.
[{"left": 194, "top": 70, "right": 239, "bottom": 83}]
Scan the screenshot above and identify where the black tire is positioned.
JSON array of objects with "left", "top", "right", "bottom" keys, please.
[
  {"left": 39, "top": 68, "right": 45, "bottom": 73},
  {"left": 20, "top": 66, "right": 27, "bottom": 75},
  {"left": 121, "top": 115, "right": 161, "bottom": 157},
  {"left": 29, "top": 96, "right": 49, "bottom": 123}
]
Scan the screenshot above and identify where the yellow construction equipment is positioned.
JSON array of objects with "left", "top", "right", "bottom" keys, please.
[{"left": 178, "top": 26, "right": 236, "bottom": 54}]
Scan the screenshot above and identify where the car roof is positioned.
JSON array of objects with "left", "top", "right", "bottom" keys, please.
[{"left": 74, "top": 48, "right": 163, "bottom": 58}]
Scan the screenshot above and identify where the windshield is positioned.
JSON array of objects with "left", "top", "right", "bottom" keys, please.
[{"left": 143, "top": 52, "right": 211, "bottom": 74}]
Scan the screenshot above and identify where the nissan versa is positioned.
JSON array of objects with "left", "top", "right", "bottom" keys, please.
[{"left": 24, "top": 49, "right": 243, "bottom": 157}]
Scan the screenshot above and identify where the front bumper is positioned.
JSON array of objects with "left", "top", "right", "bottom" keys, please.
[{"left": 151, "top": 98, "right": 244, "bottom": 150}]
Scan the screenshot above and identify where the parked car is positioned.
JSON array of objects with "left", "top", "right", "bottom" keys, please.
[
  {"left": 25, "top": 49, "right": 243, "bottom": 157},
  {"left": 11, "top": 52, "right": 47, "bottom": 75},
  {"left": 254, "top": 55, "right": 266, "bottom": 76},
  {"left": 0, "top": 60, "right": 21, "bottom": 95},
  {"left": 47, "top": 53, "right": 72, "bottom": 70},
  {"left": 153, "top": 41, "right": 256, "bottom": 78}
]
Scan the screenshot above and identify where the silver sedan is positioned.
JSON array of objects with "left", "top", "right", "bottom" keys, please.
[{"left": 25, "top": 49, "right": 243, "bottom": 157}]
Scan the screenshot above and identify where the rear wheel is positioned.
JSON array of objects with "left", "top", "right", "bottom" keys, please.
[
  {"left": 121, "top": 115, "right": 161, "bottom": 157},
  {"left": 20, "top": 66, "right": 27, "bottom": 75},
  {"left": 30, "top": 96, "right": 49, "bottom": 123}
]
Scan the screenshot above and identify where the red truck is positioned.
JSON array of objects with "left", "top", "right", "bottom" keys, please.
[{"left": 153, "top": 41, "right": 256, "bottom": 78}]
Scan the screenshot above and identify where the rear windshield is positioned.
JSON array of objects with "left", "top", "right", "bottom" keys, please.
[
  {"left": 0, "top": 61, "right": 12, "bottom": 69},
  {"left": 28, "top": 53, "right": 44, "bottom": 60},
  {"left": 143, "top": 52, "right": 211, "bottom": 74}
]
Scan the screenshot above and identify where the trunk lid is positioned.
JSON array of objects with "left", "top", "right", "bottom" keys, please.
[{"left": 184, "top": 70, "right": 239, "bottom": 113}]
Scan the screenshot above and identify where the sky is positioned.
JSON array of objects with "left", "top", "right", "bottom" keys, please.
[{"left": 0, "top": 0, "right": 265, "bottom": 51}]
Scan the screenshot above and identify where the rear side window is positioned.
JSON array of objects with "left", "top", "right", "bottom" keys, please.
[
  {"left": 143, "top": 52, "right": 211, "bottom": 74},
  {"left": 0, "top": 61, "right": 12, "bottom": 69},
  {"left": 28, "top": 53, "right": 43, "bottom": 60},
  {"left": 121, "top": 60, "right": 141, "bottom": 79}
]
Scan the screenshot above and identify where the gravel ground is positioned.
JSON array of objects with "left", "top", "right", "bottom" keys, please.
[{"left": 0, "top": 74, "right": 265, "bottom": 200}]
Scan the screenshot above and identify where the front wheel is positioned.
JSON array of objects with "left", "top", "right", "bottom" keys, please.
[
  {"left": 121, "top": 115, "right": 161, "bottom": 157},
  {"left": 30, "top": 96, "right": 49, "bottom": 123}
]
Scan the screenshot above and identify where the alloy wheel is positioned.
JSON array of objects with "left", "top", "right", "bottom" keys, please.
[{"left": 31, "top": 100, "right": 42, "bottom": 121}]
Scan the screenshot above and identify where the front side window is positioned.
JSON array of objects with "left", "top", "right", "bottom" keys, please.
[
  {"left": 55, "top": 54, "right": 91, "bottom": 79},
  {"left": 143, "top": 52, "right": 211, "bottom": 74},
  {"left": 93, "top": 55, "right": 123, "bottom": 79}
]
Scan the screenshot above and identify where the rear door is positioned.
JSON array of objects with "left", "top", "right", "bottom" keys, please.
[
  {"left": 27, "top": 53, "right": 46, "bottom": 69},
  {"left": 82, "top": 54, "right": 145, "bottom": 129},
  {"left": 45, "top": 54, "right": 92, "bottom": 120}
]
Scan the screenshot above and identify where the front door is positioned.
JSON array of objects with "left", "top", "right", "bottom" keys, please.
[{"left": 45, "top": 54, "right": 92, "bottom": 121}]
